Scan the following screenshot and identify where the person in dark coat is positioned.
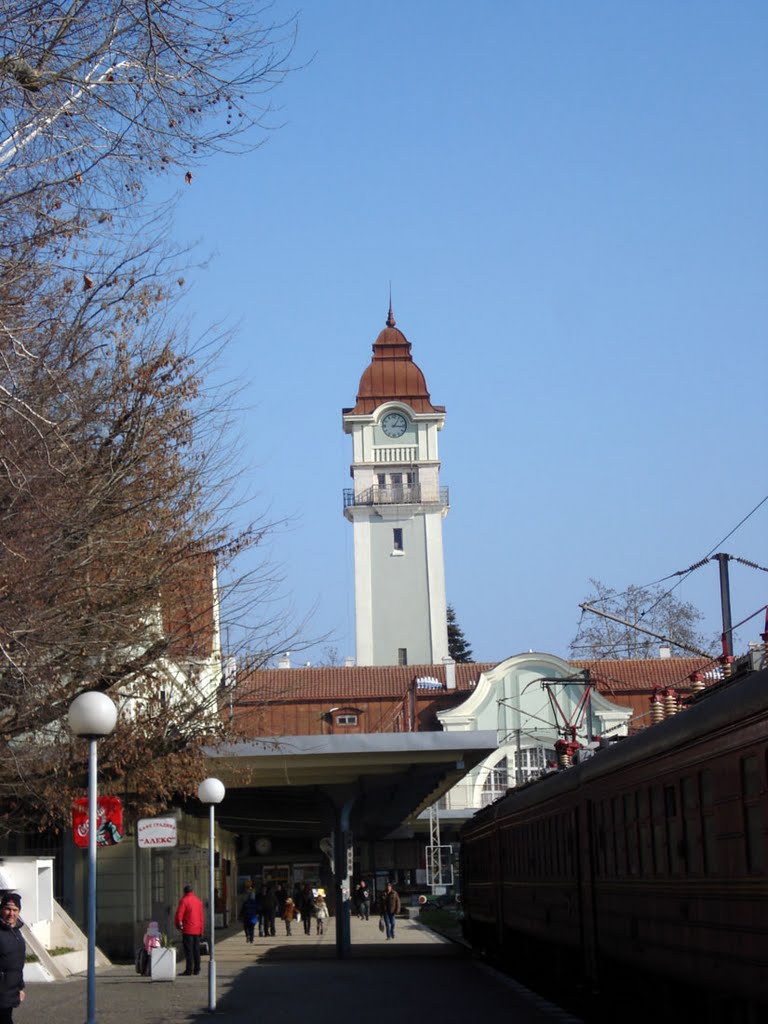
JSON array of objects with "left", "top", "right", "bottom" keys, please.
[
  {"left": 299, "top": 884, "right": 315, "bottom": 936},
  {"left": 261, "top": 886, "right": 277, "bottom": 937},
  {"left": 379, "top": 882, "right": 401, "bottom": 940},
  {"left": 275, "top": 884, "right": 288, "bottom": 918},
  {"left": 240, "top": 892, "right": 259, "bottom": 943},
  {"left": 0, "top": 892, "right": 25, "bottom": 1023},
  {"left": 354, "top": 880, "right": 370, "bottom": 920}
]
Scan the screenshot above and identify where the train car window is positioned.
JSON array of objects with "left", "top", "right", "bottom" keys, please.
[
  {"left": 564, "top": 814, "right": 572, "bottom": 875},
  {"left": 664, "top": 785, "right": 677, "bottom": 817},
  {"left": 540, "top": 820, "right": 546, "bottom": 877},
  {"left": 624, "top": 793, "right": 635, "bottom": 822},
  {"left": 700, "top": 768, "right": 713, "bottom": 807},
  {"left": 539, "top": 820, "right": 546, "bottom": 877},
  {"left": 651, "top": 785, "right": 667, "bottom": 875},
  {"left": 741, "top": 755, "right": 760, "bottom": 797},
  {"left": 637, "top": 787, "right": 651, "bottom": 877},
  {"left": 529, "top": 823, "right": 536, "bottom": 878},
  {"left": 741, "top": 756, "right": 765, "bottom": 873},
  {"left": 637, "top": 788, "right": 649, "bottom": 817},
  {"left": 702, "top": 813, "right": 718, "bottom": 875},
  {"left": 665, "top": 784, "right": 684, "bottom": 876},
  {"left": 613, "top": 796, "right": 627, "bottom": 876},
  {"left": 681, "top": 776, "right": 701, "bottom": 875},
  {"left": 699, "top": 769, "right": 717, "bottom": 876},
  {"left": 591, "top": 802, "right": 604, "bottom": 877},
  {"left": 603, "top": 799, "right": 615, "bottom": 876},
  {"left": 626, "top": 793, "right": 640, "bottom": 876},
  {"left": 744, "top": 805, "right": 764, "bottom": 872}
]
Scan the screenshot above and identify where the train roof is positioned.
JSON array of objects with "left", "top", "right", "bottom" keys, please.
[{"left": 462, "top": 664, "right": 768, "bottom": 833}]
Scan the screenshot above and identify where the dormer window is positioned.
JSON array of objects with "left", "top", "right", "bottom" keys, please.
[{"left": 336, "top": 713, "right": 358, "bottom": 726}]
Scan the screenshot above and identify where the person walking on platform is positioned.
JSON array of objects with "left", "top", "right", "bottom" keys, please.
[
  {"left": 275, "top": 884, "right": 288, "bottom": 918},
  {"left": 261, "top": 886, "right": 277, "bottom": 937},
  {"left": 314, "top": 891, "right": 329, "bottom": 936},
  {"left": 175, "top": 884, "right": 204, "bottom": 975},
  {"left": 282, "top": 897, "right": 297, "bottom": 936},
  {"left": 379, "top": 882, "right": 400, "bottom": 940},
  {"left": 355, "top": 879, "right": 370, "bottom": 920},
  {"left": 299, "top": 884, "right": 315, "bottom": 936},
  {"left": 240, "top": 891, "right": 259, "bottom": 943},
  {"left": 0, "top": 893, "right": 25, "bottom": 1024}
]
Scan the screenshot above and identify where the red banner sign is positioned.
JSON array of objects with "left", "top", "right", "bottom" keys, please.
[{"left": 72, "top": 797, "right": 123, "bottom": 847}]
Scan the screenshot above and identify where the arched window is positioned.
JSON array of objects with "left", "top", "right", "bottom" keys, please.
[{"left": 480, "top": 756, "right": 509, "bottom": 807}]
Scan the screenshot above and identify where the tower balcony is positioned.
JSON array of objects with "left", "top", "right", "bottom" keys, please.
[{"left": 343, "top": 485, "right": 449, "bottom": 510}]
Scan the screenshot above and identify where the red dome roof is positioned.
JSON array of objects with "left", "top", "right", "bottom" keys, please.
[{"left": 345, "top": 309, "right": 444, "bottom": 415}]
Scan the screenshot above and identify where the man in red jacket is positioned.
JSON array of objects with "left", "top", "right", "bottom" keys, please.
[{"left": 175, "top": 884, "right": 204, "bottom": 976}]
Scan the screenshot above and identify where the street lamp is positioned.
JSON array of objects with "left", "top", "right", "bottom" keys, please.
[
  {"left": 197, "top": 777, "right": 225, "bottom": 1013},
  {"left": 68, "top": 691, "right": 117, "bottom": 1024}
]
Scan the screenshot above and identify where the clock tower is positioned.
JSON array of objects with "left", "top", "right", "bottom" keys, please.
[{"left": 343, "top": 307, "right": 449, "bottom": 666}]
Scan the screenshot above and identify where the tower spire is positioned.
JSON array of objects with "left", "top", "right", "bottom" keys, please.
[{"left": 387, "top": 284, "right": 396, "bottom": 328}]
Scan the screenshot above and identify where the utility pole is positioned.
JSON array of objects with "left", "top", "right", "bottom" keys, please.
[
  {"left": 714, "top": 553, "right": 734, "bottom": 657},
  {"left": 428, "top": 803, "right": 442, "bottom": 891}
]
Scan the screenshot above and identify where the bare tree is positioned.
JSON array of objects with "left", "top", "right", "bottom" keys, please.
[
  {"left": 0, "top": 3, "right": 307, "bottom": 833},
  {"left": 0, "top": 247, "right": 224, "bottom": 826},
  {"left": 570, "top": 578, "right": 714, "bottom": 661},
  {"left": 0, "top": 1, "right": 295, "bottom": 251}
]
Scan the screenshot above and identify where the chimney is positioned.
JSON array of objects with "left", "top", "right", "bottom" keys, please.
[
  {"left": 277, "top": 652, "right": 291, "bottom": 669},
  {"left": 344, "top": 656, "right": 355, "bottom": 668},
  {"left": 659, "top": 644, "right": 672, "bottom": 659},
  {"left": 442, "top": 657, "right": 456, "bottom": 690}
]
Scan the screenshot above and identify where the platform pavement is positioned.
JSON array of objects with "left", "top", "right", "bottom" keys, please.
[{"left": 16, "top": 913, "right": 582, "bottom": 1024}]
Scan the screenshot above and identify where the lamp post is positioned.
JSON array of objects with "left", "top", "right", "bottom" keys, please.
[
  {"left": 197, "top": 777, "right": 225, "bottom": 1013},
  {"left": 68, "top": 691, "right": 117, "bottom": 1024}
]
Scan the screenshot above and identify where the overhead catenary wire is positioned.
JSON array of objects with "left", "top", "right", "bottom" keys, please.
[
  {"left": 597, "top": 492, "right": 768, "bottom": 630},
  {"left": 575, "top": 549, "right": 768, "bottom": 665}
]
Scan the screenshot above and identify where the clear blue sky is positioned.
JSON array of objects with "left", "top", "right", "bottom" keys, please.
[{"left": 172, "top": 1, "right": 768, "bottom": 664}]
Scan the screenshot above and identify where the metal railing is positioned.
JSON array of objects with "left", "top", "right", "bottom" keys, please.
[{"left": 343, "top": 485, "right": 449, "bottom": 509}]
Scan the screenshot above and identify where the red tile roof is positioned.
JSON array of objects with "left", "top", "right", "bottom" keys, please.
[
  {"left": 572, "top": 657, "right": 715, "bottom": 694},
  {"left": 236, "top": 657, "right": 717, "bottom": 706},
  {"left": 235, "top": 662, "right": 494, "bottom": 702}
]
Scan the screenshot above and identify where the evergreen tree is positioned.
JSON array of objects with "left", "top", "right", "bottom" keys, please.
[{"left": 447, "top": 605, "right": 474, "bottom": 662}]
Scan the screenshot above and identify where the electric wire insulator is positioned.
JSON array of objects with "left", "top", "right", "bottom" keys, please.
[
  {"left": 650, "top": 694, "right": 664, "bottom": 725},
  {"left": 689, "top": 673, "right": 705, "bottom": 694},
  {"left": 664, "top": 689, "right": 679, "bottom": 718}
]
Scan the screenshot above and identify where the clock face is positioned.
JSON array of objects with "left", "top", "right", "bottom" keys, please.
[
  {"left": 254, "top": 837, "right": 272, "bottom": 855},
  {"left": 381, "top": 412, "right": 408, "bottom": 438}
]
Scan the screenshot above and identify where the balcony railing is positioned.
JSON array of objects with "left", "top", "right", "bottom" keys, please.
[{"left": 343, "top": 485, "right": 449, "bottom": 509}]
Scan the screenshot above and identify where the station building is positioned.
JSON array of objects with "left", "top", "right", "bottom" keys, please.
[{"left": 0, "top": 308, "right": 721, "bottom": 961}]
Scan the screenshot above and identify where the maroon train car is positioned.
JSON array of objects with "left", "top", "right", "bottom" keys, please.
[{"left": 460, "top": 665, "right": 768, "bottom": 1022}]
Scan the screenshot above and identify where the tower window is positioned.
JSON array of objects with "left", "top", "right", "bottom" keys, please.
[
  {"left": 398, "top": 648, "right": 408, "bottom": 666},
  {"left": 393, "top": 528, "right": 403, "bottom": 552}
]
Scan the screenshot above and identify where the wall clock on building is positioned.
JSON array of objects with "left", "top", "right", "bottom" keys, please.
[
  {"left": 381, "top": 412, "right": 408, "bottom": 438},
  {"left": 254, "top": 837, "right": 272, "bottom": 855}
]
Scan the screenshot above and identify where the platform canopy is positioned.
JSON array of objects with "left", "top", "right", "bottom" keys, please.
[{"left": 202, "top": 731, "right": 497, "bottom": 840}]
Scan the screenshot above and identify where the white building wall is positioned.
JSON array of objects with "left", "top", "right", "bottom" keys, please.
[
  {"left": 345, "top": 399, "right": 449, "bottom": 667},
  {"left": 436, "top": 653, "right": 632, "bottom": 812},
  {"left": 370, "top": 513, "right": 432, "bottom": 665}
]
